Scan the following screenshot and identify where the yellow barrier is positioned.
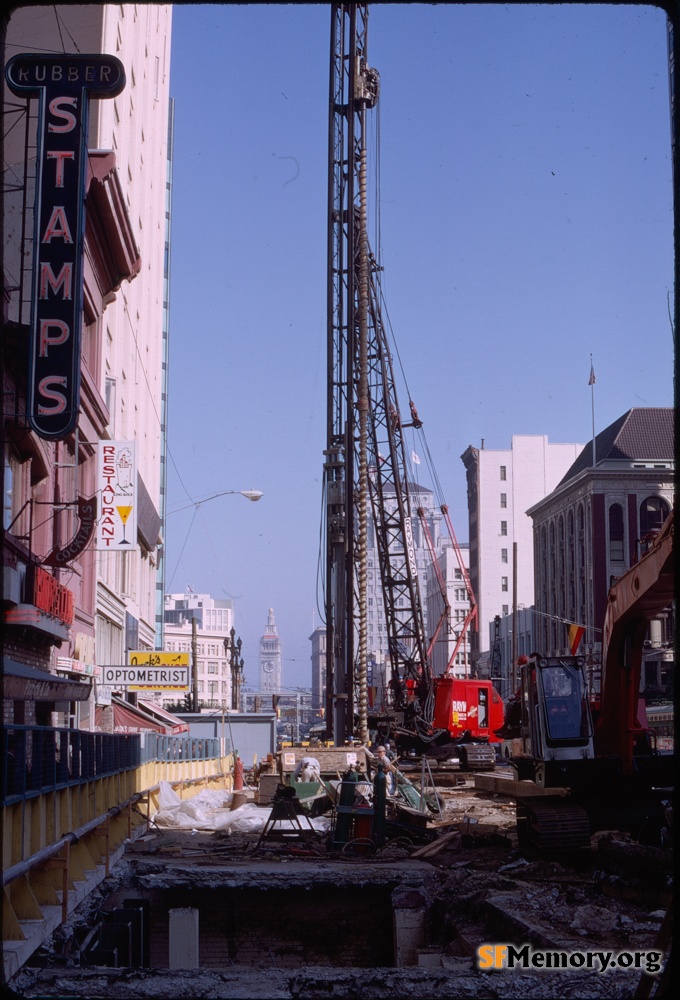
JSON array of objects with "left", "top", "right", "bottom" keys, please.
[{"left": 2, "top": 754, "right": 233, "bottom": 980}]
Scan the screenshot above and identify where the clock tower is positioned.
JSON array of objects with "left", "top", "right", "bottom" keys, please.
[{"left": 259, "top": 608, "right": 282, "bottom": 693}]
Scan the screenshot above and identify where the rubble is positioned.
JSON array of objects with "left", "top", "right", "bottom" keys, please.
[{"left": 6, "top": 779, "right": 671, "bottom": 999}]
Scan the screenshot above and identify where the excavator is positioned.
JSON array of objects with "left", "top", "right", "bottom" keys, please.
[
  {"left": 322, "top": 2, "right": 503, "bottom": 771},
  {"left": 506, "top": 509, "right": 674, "bottom": 852}
]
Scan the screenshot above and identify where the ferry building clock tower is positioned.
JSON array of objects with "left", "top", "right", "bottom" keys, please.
[{"left": 259, "top": 608, "right": 282, "bottom": 693}]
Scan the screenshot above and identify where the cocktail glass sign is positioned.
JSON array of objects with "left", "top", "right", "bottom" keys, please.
[
  {"left": 96, "top": 441, "right": 137, "bottom": 550},
  {"left": 4, "top": 54, "right": 125, "bottom": 440}
]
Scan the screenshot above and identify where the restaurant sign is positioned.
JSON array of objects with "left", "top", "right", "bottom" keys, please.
[{"left": 96, "top": 441, "right": 137, "bottom": 549}]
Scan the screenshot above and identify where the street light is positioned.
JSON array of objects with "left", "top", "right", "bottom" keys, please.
[
  {"left": 167, "top": 489, "right": 263, "bottom": 515},
  {"left": 224, "top": 627, "right": 244, "bottom": 711}
]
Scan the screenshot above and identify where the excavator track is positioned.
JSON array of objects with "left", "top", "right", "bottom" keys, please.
[{"left": 516, "top": 798, "right": 591, "bottom": 853}]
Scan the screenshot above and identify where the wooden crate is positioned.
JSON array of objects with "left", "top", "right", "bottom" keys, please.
[{"left": 277, "top": 745, "right": 367, "bottom": 776}]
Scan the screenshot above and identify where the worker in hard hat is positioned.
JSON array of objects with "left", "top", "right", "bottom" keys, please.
[{"left": 374, "top": 745, "right": 398, "bottom": 795}]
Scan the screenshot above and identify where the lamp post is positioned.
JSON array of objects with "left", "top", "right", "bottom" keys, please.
[
  {"left": 225, "top": 627, "right": 244, "bottom": 712},
  {"left": 167, "top": 489, "right": 263, "bottom": 515}
]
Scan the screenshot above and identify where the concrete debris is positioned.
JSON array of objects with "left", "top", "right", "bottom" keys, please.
[
  {"left": 570, "top": 903, "right": 618, "bottom": 934},
  {"left": 6, "top": 964, "right": 663, "bottom": 998},
  {"left": 6, "top": 780, "right": 671, "bottom": 999}
]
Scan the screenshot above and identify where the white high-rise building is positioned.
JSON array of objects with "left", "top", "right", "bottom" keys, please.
[
  {"left": 425, "top": 542, "right": 473, "bottom": 679},
  {"left": 461, "top": 435, "right": 583, "bottom": 673},
  {"left": 365, "top": 482, "right": 447, "bottom": 705},
  {"left": 309, "top": 626, "right": 327, "bottom": 712},
  {"left": 161, "top": 592, "right": 234, "bottom": 710}
]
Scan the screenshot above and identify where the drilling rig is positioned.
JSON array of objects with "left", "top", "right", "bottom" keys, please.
[{"left": 322, "top": 3, "right": 502, "bottom": 766}]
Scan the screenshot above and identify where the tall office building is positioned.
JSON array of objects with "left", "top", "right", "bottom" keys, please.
[
  {"left": 461, "top": 435, "right": 583, "bottom": 673},
  {"left": 425, "top": 542, "right": 473, "bottom": 679},
  {"left": 309, "top": 625, "right": 327, "bottom": 712},
  {"left": 364, "top": 482, "right": 449, "bottom": 707},
  {"left": 259, "top": 608, "right": 283, "bottom": 693}
]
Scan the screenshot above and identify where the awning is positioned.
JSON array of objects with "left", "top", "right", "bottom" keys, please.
[
  {"left": 3, "top": 658, "right": 92, "bottom": 702},
  {"left": 138, "top": 699, "right": 189, "bottom": 734},
  {"left": 95, "top": 696, "right": 187, "bottom": 735}
]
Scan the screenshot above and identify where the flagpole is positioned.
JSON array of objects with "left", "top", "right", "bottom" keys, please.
[
  {"left": 587, "top": 355, "right": 596, "bottom": 649},
  {"left": 589, "top": 354, "right": 596, "bottom": 467}
]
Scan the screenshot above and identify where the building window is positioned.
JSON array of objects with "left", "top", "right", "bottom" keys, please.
[
  {"left": 207, "top": 662, "right": 218, "bottom": 674},
  {"left": 500, "top": 466, "right": 506, "bottom": 481},
  {"left": 3, "top": 445, "right": 19, "bottom": 530},
  {"left": 640, "top": 496, "right": 669, "bottom": 536},
  {"left": 502, "top": 605, "right": 509, "bottom": 616},
  {"left": 500, "top": 493, "right": 507, "bottom": 508},
  {"left": 501, "top": 577, "right": 509, "bottom": 592},
  {"left": 500, "top": 521, "right": 507, "bottom": 536},
  {"left": 609, "top": 503, "right": 624, "bottom": 562}
]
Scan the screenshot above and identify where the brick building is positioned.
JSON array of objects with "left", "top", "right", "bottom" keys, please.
[{"left": 528, "top": 408, "right": 674, "bottom": 696}]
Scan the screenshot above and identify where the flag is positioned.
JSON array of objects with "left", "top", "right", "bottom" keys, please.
[
  {"left": 567, "top": 623, "right": 585, "bottom": 655},
  {"left": 411, "top": 450, "right": 421, "bottom": 465},
  {"left": 588, "top": 364, "right": 596, "bottom": 386}
]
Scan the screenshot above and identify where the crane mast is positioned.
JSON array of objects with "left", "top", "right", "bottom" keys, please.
[{"left": 324, "top": 3, "right": 430, "bottom": 745}]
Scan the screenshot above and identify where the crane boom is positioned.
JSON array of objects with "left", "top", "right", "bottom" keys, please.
[{"left": 596, "top": 508, "right": 675, "bottom": 771}]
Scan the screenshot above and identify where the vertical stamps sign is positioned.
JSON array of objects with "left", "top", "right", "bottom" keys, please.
[
  {"left": 96, "top": 441, "right": 137, "bottom": 550},
  {"left": 5, "top": 54, "right": 125, "bottom": 440}
]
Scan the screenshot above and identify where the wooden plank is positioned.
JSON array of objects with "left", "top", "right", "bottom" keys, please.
[
  {"left": 410, "top": 829, "right": 461, "bottom": 859},
  {"left": 473, "top": 774, "right": 569, "bottom": 797}
]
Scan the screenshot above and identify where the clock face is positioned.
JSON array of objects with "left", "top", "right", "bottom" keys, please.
[{"left": 263, "top": 661, "right": 274, "bottom": 673}]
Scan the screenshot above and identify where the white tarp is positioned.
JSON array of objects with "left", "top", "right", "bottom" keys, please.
[{"left": 151, "top": 781, "right": 331, "bottom": 834}]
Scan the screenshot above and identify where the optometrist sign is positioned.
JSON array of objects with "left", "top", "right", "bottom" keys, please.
[
  {"left": 100, "top": 652, "right": 191, "bottom": 691},
  {"left": 5, "top": 54, "right": 125, "bottom": 440}
]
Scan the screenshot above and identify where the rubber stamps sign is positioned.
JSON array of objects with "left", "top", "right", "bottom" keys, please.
[{"left": 5, "top": 54, "right": 125, "bottom": 440}]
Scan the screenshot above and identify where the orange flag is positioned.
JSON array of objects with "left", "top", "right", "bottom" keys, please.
[{"left": 568, "top": 624, "right": 585, "bottom": 655}]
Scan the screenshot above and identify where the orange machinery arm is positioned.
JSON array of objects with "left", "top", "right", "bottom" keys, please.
[{"left": 595, "top": 508, "right": 674, "bottom": 772}]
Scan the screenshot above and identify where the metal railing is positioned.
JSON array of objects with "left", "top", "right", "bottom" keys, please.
[
  {"left": 2, "top": 725, "right": 223, "bottom": 804},
  {"left": 139, "top": 731, "right": 222, "bottom": 763}
]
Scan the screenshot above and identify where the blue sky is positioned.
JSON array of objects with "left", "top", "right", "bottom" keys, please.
[{"left": 164, "top": 3, "right": 674, "bottom": 689}]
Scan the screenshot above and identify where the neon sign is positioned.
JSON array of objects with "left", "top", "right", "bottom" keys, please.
[{"left": 5, "top": 54, "right": 125, "bottom": 439}]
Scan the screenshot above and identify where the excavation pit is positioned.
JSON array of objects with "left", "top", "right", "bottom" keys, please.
[{"left": 95, "top": 858, "right": 439, "bottom": 971}]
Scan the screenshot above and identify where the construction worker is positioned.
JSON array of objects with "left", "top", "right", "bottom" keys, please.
[{"left": 374, "top": 745, "right": 397, "bottom": 795}]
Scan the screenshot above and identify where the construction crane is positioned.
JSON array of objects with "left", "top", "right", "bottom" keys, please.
[
  {"left": 322, "top": 3, "right": 502, "bottom": 765},
  {"left": 324, "top": 2, "right": 425, "bottom": 746}
]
